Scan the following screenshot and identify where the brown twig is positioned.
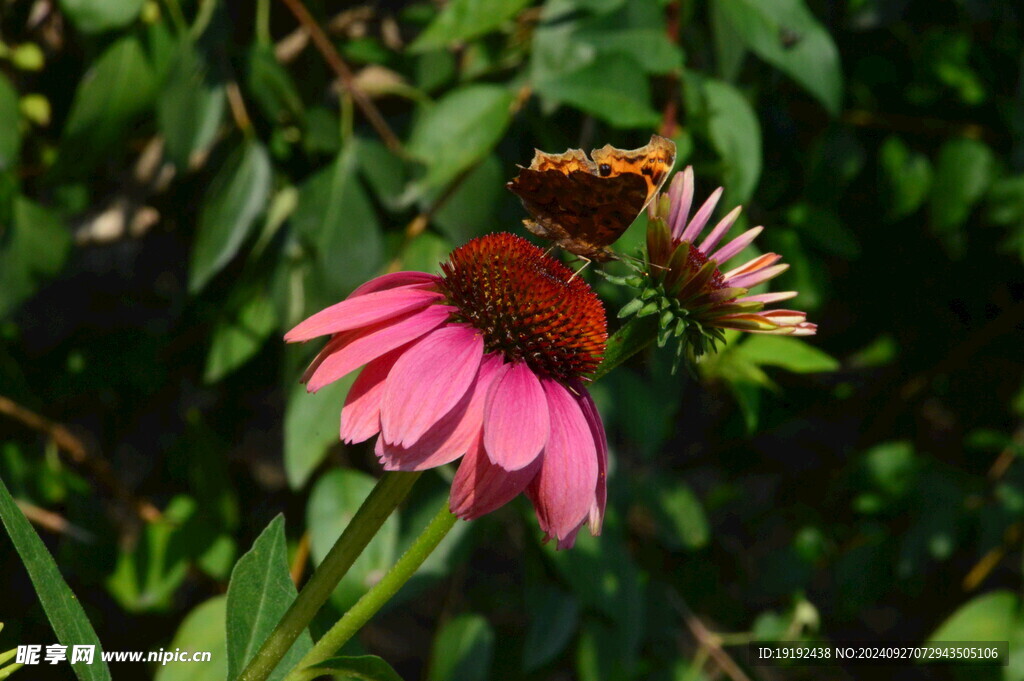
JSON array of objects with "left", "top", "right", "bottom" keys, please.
[
  {"left": 278, "top": 0, "right": 402, "bottom": 152},
  {"left": 15, "top": 499, "right": 95, "bottom": 543},
  {"left": 0, "top": 395, "right": 162, "bottom": 523},
  {"left": 671, "top": 592, "right": 755, "bottom": 681}
]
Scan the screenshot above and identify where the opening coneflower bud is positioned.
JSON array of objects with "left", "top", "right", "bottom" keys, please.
[
  {"left": 616, "top": 167, "right": 816, "bottom": 363},
  {"left": 285, "top": 233, "right": 609, "bottom": 549}
]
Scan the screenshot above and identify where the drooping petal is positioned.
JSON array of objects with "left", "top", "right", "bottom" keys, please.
[
  {"left": 340, "top": 346, "right": 408, "bottom": 444},
  {"left": 377, "top": 355, "right": 507, "bottom": 471},
  {"left": 679, "top": 186, "right": 723, "bottom": 244},
  {"left": 709, "top": 226, "right": 763, "bottom": 264},
  {"left": 305, "top": 304, "right": 454, "bottom": 392},
  {"left": 450, "top": 434, "right": 542, "bottom": 520},
  {"left": 574, "top": 384, "right": 607, "bottom": 537},
  {"left": 284, "top": 287, "right": 444, "bottom": 342},
  {"left": 349, "top": 271, "right": 439, "bottom": 297},
  {"left": 380, "top": 325, "right": 484, "bottom": 448},
  {"left": 526, "top": 379, "right": 598, "bottom": 543},
  {"left": 483, "top": 361, "right": 550, "bottom": 471},
  {"left": 698, "top": 205, "right": 742, "bottom": 255}
]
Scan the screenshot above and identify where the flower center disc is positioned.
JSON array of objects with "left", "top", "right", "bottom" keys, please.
[{"left": 439, "top": 233, "right": 607, "bottom": 382}]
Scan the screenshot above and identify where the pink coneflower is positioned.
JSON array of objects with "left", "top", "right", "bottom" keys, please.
[
  {"left": 642, "top": 166, "right": 817, "bottom": 341},
  {"left": 285, "top": 233, "right": 608, "bottom": 548}
]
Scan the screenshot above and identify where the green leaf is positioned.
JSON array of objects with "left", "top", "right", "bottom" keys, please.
[
  {"left": 226, "top": 515, "right": 313, "bottom": 681},
  {"left": 0, "top": 74, "right": 19, "bottom": 172},
  {"left": 534, "top": 56, "right": 661, "bottom": 129},
  {"left": 700, "top": 78, "right": 763, "bottom": 203},
  {"left": 307, "top": 469, "right": 399, "bottom": 610},
  {"left": 430, "top": 154, "right": 502, "bottom": 245},
  {"left": 713, "top": 0, "right": 843, "bottom": 114},
  {"left": 248, "top": 45, "right": 304, "bottom": 124},
  {"left": 189, "top": 138, "right": 272, "bottom": 292},
  {"left": 204, "top": 288, "right": 277, "bottom": 383},
  {"left": 154, "top": 597, "right": 228, "bottom": 681},
  {"left": 648, "top": 479, "right": 709, "bottom": 550},
  {"left": 157, "top": 43, "right": 225, "bottom": 168},
  {"left": 400, "top": 232, "right": 452, "bottom": 275},
  {"left": 410, "top": 0, "right": 531, "bottom": 52},
  {"left": 929, "top": 137, "right": 995, "bottom": 258},
  {"left": 0, "top": 197, "right": 72, "bottom": 318},
  {"left": 0, "top": 474, "right": 111, "bottom": 681},
  {"left": 312, "top": 655, "right": 406, "bottom": 681},
  {"left": 523, "top": 587, "right": 579, "bottom": 671},
  {"left": 59, "top": 36, "right": 157, "bottom": 176},
  {"left": 59, "top": 0, "right": 145, "bottom": 33},
  {"left": 928, "top": 591, "right": 1019, "bottom": 642},
  {"left": 292, "top": 143, "right": 384, "bottom": 300},
  {"left": 736, "top": 335, "right": 839, "bottom": 373},
  {"left": 283, "top": 374, "right": 355, "bottom": 489},
  {"left": 406, "top": 85, "right": 514, "bottom": 194},
  {"left": 879, "top": 136, "right": 932, "bottom": 221},
  {"left": 106, "top": 496, "right": 200, "bottom": 612},
  {"left": 426, "top": 614, "right": 495, "bottom": 681}
]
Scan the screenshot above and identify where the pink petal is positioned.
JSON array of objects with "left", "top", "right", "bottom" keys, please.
[
  {"left": 698, "top": 205, "right": 742, "bottom": 255},
  {"left": 340, "top": 346, "right": 408, "bottom": 444},
  {"left": 349, "top": 271, "right": 439, "bottom": 297},
  {"left": 679, "top": 186, "right": 722, "bottom": 244},
  {"left": 723, "top": 252, "right": 782, "bottom": 281},
  {"left": 483, "top": 362, "right": 550, "bottom": 471},
  {"left": 380, "top": 325, "right": 484, "bottom": 448},
  {"left": 736, "top": 290, "right": 797, "bottom": 304},
  {"left": 526, "top": 379, "right": 598, "bottom": 542},
  {"left": 305, "top": 305, "right": 454, "bottom": 392},
  {"left": 449, "top": 434, "right": 542, "bottom": 520},
  {"left": 377, "top": 355, "right": 507, "bottom": 471},
  {"left": 284, "top": 287, "right": 444, "bottom": 342},
  {"left": 667, "top": 168, "right": 694, "bottom": 240},
  {"left": 574, "top": 384, "right": 607, "bottom": 537},
  {"left": 727, "top": 263, "right": 789, "bottom": 290},
  {"left": 709, "top": 226, "right": 763, "bottom": 264}
]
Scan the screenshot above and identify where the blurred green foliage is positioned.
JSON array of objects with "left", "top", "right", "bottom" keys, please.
[{"left": 1, "top": 0, "right": 1023, "bottom": 679}]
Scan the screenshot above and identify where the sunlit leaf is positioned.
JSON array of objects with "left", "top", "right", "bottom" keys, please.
[
  {"left": 189, "top": 139, "right": 273, "bottom": 292},
  {"left": 59, "top": 0, "right": 145, "bottom": 33},
  {"left": 929, "top": 137, "right": 994, "bottom": 258},
  {"left": 59, "top": 36, "right": 157, "bottom": 175},
  {"left": 410, "top": 0, "right": 532, "bottom": 53},
  {"left": 407, "top": 85, "right": 514, "bottom": 194},
  {"left": 311, "top": 655, "right": 406, "bottom": 681},
  {"left": 713, "top": 0, "right": 843, "bottom": 114},
  {"left": 426, "top": 614, "right": 494, "bottom": 681},
  {"left": 154, "top": 597, "right": 227, "bottom": 681},
  {"left": 0, "top": 197, "right": 71, "bottom": 318},
  {"left": 283, "top": 374, "right": 355, "bottom": 489},
  {"left": 226, "top": 515, "right": 312, "bottom": 681},
  {"left": 736, "top": 335, "right": 839, "bottom": 373},
  {"left": 0, "top": 475, "right": 111, "bottom": 681}
]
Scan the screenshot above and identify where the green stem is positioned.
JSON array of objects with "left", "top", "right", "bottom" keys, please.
[
  {"left": 589, "top": 316, "right": 659, "bottom": 382},
  {"left": 239, "top": 471, "right": 422, "bottom": 681},
  {"left": 285, "top": 501, "right": 459, "bottom": 680}
]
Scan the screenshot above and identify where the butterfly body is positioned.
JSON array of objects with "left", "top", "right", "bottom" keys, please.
[{"left": 507, "top": 135, "right": 676, "bottom": 261}]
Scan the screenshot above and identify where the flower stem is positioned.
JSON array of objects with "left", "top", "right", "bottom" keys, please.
[
  {"left": 285, "top": 500, "right": 459, "bottom": 680},
  {"left": 239, "top": 471, "right": 422, "bottom": 681}
]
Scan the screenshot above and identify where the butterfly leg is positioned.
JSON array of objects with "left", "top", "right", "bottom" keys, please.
[{"left": 568, "top": 256, "right": 592, "bottom": 283}]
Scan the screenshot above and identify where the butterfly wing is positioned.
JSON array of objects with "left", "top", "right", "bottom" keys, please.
[{"left": 507, "top": 135, "right": 677, "bottom": 259}]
